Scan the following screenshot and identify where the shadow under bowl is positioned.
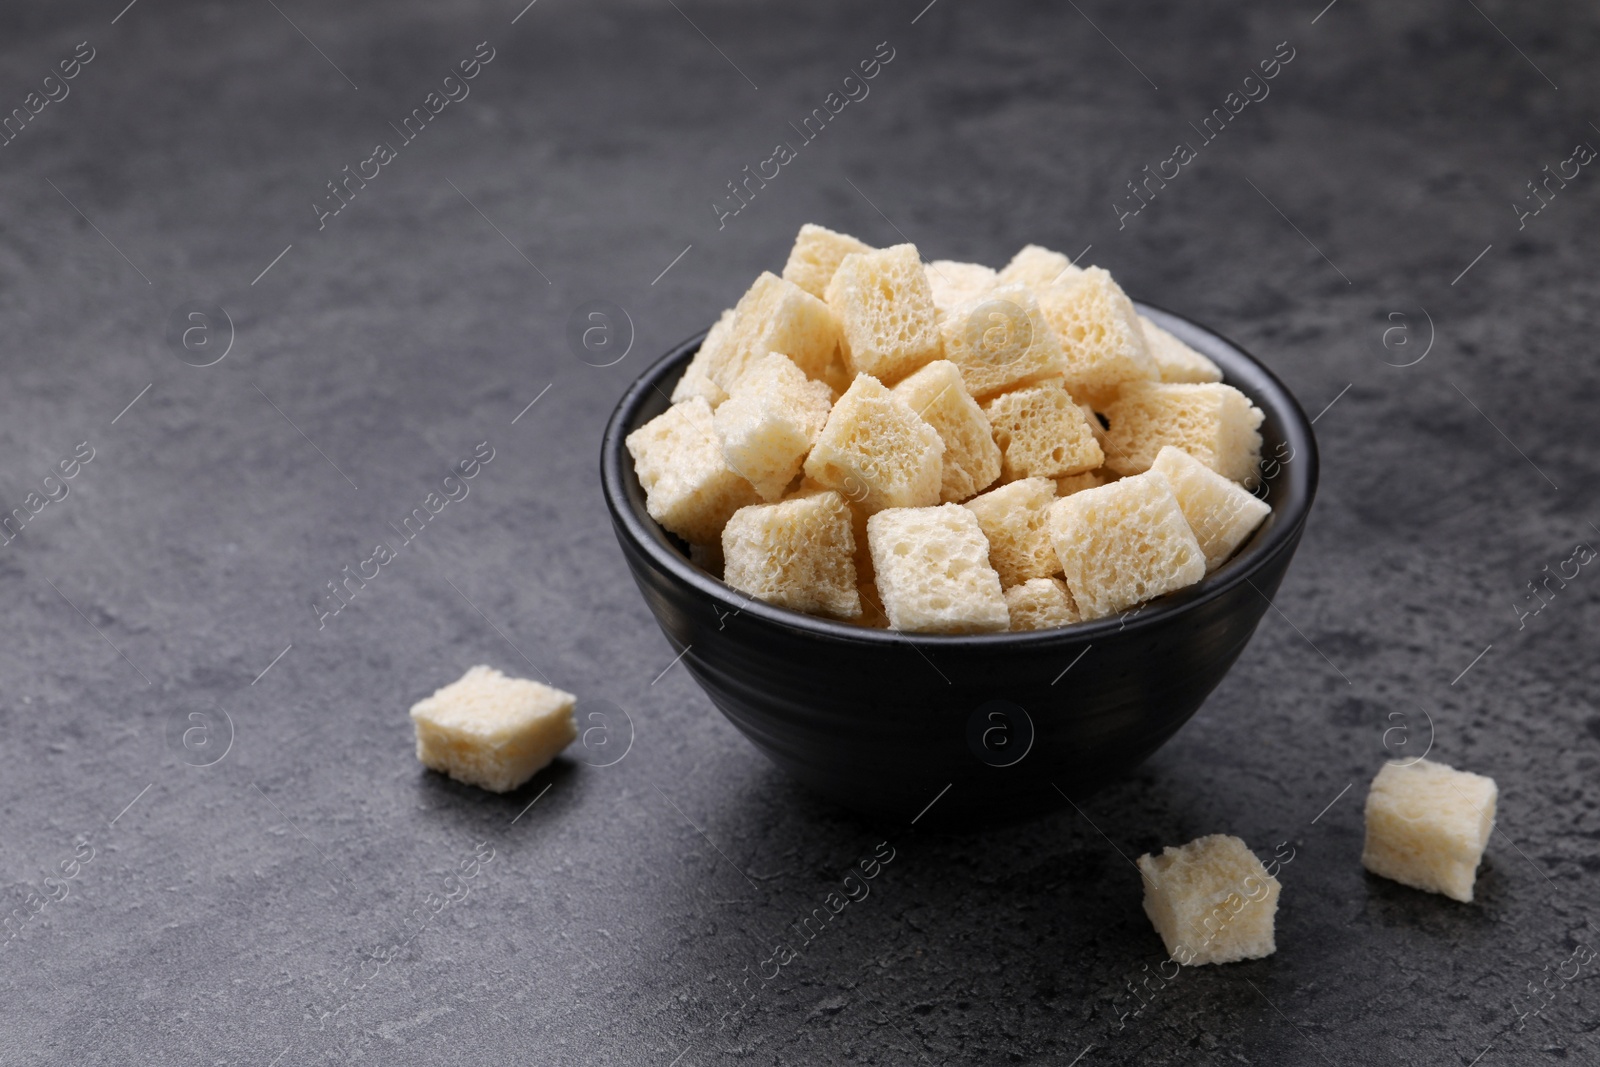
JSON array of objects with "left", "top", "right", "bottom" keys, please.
[{"left": 600, "top": 304, "right": 1319, "bottom": 826}]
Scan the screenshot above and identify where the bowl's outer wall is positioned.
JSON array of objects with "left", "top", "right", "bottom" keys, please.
[{"left": 602, "top": 305, "right": 1318, "bottom": 822}]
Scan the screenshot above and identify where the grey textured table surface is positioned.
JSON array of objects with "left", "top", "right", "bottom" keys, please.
[{"left": 2, "top": 1, "right": 1597, "bottom": 1063}]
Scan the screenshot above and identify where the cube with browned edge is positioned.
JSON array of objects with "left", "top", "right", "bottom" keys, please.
[{"left": 410, "top": 666, "right": 578, "bottom": 793}]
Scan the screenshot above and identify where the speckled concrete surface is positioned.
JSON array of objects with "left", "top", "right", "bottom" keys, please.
[{"left": 0, "top": 0, "right": 1596, "bottom": 1063}]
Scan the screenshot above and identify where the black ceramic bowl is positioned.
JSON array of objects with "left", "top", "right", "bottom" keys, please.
[{"left": 600, "top": 304, "right": 1318, "bottom": 824}]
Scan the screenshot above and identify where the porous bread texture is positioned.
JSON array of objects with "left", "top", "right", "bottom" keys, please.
[
  {"left": 983, "top": 380, "right": 1105, "bottom": 482},
  {"left": 409, "top": 666, "right": 578, "bottom": 793},
  {"left": 713, "top": 272, "right": 841, "bottom": 390},
  {"left": 938, "top": 283, "right": 1068, "bottom": 400},
  {"left": 1362, "top": 758, "right": 1497, "bottom": 903},
  {"left": 867, "top": 504, "right": 1009, "bottom": 633},
  {"left": 1140, "top": 314, "right": 1223, "bottom": 383},
  {"left": 1103, "top": 382, "right": 1264, "bottom": 484},
  {"left": 803, "top": 374, "right": 944, "bottom": 515},
  {"left": 1036, "top": 266, "right": 1158, "bottom": 403},
  {"left": 1054, "top": 470, "right": 1104, "bottom": 497},
  {"left": 1138, "top": 834, "right": 1280, "bottom": 966},
  {"left": 824, "top": 244, "right": 944, "bottom": 384},
  {"left": 997, "top": 244, "right": 1082, "bottom": 291},
  {"left": 1151, "top": 446, "right": 1270, "bottom": 571},
  {"left": 713, "top": 353, "right": 834, "bottom": 501},
  {"left": 626, "top": 396, "right": 762, "bottom": 544},
  {"left": 962, "top": 477, "right": 1060, "bottom": 588},
  {"left": 782, "top": 223, "right": 874, "bottom": 299},
  {"left": 925, "top": 260, "right": 998, "bottom": 317},
  {"left": 721, "top": 490, "right": 861, "bottom": 619},
  {"left": 672, "top": 308, "right": 734, "bottom": 408},
  {"left": 892, "top": 360, "right": 1002, "bottom": 503},
  {"left": 1004, "top": 577, "right": 1079, "bottom": 630},
  {"left": 1047, "top": 470, "right": 1206, "bottom": 620}
]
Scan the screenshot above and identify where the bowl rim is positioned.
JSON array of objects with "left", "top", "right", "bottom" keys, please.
[{"left": 600, "top": 300, "right": 1319, "bottom": 648}]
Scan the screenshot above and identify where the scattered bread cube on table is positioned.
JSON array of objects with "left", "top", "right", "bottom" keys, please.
[
  {"left": 925, "top": 259, "right": 998, "bottom": 318},
  {"left": 891, "top": 359, "right": 1002, "bottom": 503},
  {"left": 938, "top": 283, "right": 1067, "bottom": 400},
  {"left": 997, "top": 243, "right": 1081, "bottom": 291},
  {"left": 626, "top": 396, "right": 762, "bottom": 544},
  {"left": 713, "top": 353, "right": 834, "bottom": 501},
  {"left": 825, "top": 243, "right": 944, "bottom": 384},
  {"left": 867, "top": 504, "right": 1009, "bottom": 633},
  {"left": 1035, "top": 266, "right": 1158, "bottom": 404},
  {"left": 1004, "top": 577, "right": 1080, "bottom": 630},
  {"left": 1151, "top": 446, "right": 1271, "bottom": 571},
  {"left": 721, "top": 490, "right": 861, "bottom": 620},
  {"left": 672, "top": 308, "right": 735, "bottom": 408},
  {"left": 715, "top": 271, "right": 840, "bottom": 390},
  {"left": 803, "top": 374, "right": 944, "bottom": 514},
  {"left": 1362, "top": 758, "right": 1497, "bottom": 903},
  {"left": 1138, "top": 834, "right": 1281, "bottom": 966},
  {"left": 983, "top": 380, "right": 1104, "bottom": 482},
  {"left": 782, "top": 223, "right": 874, "bottom": 299},
  {"left": 1103, "top": 381, "right": 1264, "bottom": 485},
  {"left": 409, "top": 666, "right": 578, "bottom": 794},
  {"left": 962, "top": 476, "right": 1060, "bottom": 588},
  {"left": 1140, "top": 314, "right": 1223, "bottom": 384},
  {"left": 1047, "top": 470, "right": 1205, "bottom": 620}
]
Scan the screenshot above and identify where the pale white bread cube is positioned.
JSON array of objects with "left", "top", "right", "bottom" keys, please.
[
  {"left": 1138, "top": 834, "right": 1281, "bottom": 966},
  {"left": 962, "top": 477, "right": 1060, "bottom": 588},
  {"left": 1004, "top": 577, "right": 1080, "bottom": 631},
  {"left": 824, "top": 244, "right": 943, "bottom": 384},
  {"left": 1140, "top": 315, "right": 1223, "bottom": 384},
  {"left": 1151, "top": 446, "right": 1270, "bottom": 571},
  {"left": 721, "top": 490, "right": 861, "bottom": 619},
  {"left": 938, "top": 284, "right": 1068, "bottom": 400},
  {"left": 409, "top": 666, "right": 578, "bottom": 793},
  {"left": 1102, "top": 382, "right": 1264, "bottom": 484},
  {"left": 672, "top": 308, "right": 735, "bottom": 408},
  {"left": 1362, "top": 758, "right": 1497, "bottom": 903},
  {"left": 892, "top": 360, "right": 1002, "bottom": 503},
  {"left": 713, "top": 353, "right": 834, "bottom": 501},
  {"left": 983, "top": 380, "right": 1105, "bottom": 482},
  {"left": 626, "top": 396, "right": 762, "bottom": 544},
  {"left": 997, "top": 244, "right": 1082, "bottom": 291},
  {"left": 925, "top": 260, "right": 998, "bottom": 317},
  {"left": 712, "top": 272, "right": 841, "bottom": 391},
  {"left": 1036, "top": 267, "right": 1158, "bottom": 404},
  {"left": 1047, "top": 470, "right": 1206, "bottom": 620},
  {"left": 867, "top": 504, "right": 1009, "bottom": 633},
  {"left": 782, "top": 223, "right": 874, "bottom": 299},
  {"left": 803, "top": 374, "right": 943, "bottom": 515},
  {"left": 1054, "top": 470, "right": 1105, "bottom": 497}
]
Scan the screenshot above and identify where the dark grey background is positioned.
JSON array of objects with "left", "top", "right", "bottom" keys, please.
[{"left": 2, "top": 0, "right": 1596, "bottom": 1063}]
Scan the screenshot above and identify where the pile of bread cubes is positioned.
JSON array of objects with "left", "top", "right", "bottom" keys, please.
[{"left": 627, "top": 224, "right": 1272, "bottom": 632}]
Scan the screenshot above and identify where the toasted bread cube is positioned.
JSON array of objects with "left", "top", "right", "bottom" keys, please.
[
  {"left": 997, "top": 243, "right": 1081, "bottom": 291},
  {"left": 711, "top": 272, "right": 840, "bottom": 391},
  {"left": 938, "top": 284, "right": 1068, "bottom": 400},
  {"left": 1047, "top": 471, "right": 1205, "bottom": 620},
  {"left": 867, "top": 504, "right": 1008, "bottom": 633},
  {"left": 409, "top": 666, "right": 577, "bottom": 793},
  {"left": 1138, "top": 835, "right": 1280, "bottom": 966},
  {"left": 672, "top": 309, "right": 735, "bottom": 408},
  {"left": 782, "top": 223, "right": 874, "bottom": 299},
  {"left": 721, "top": 491, "right": 861, "bottom": 619},
  {"left": 963, "top": 477, "right": 1059, "bottom": 588},
  {"left": 925, "top": 260, "right": 998, "bottom": 317},
  {"left": 1152, "top": 446, "right": 1270, "bottom": 571},
  {"left": 1004, "top": 577, "right": 1079, "bottom": 630},
  {"left": 626, "top": 396, "right": 762, "bottom": 544},
  {"left": 803, "top": 374, "right": 943, "bottom": 514},
  {"left": 1140, "top": 315, "right": 1223, "bottom": 384},
  {"left": 892, "top": 360, "right": 1002, "bottom": 503},
  {"left": 1362, "top": 759, "right": 1497, "bottom": 903},
  {"left": 1036, "top": 267, "right": 1157, "bottom": 402},
  {"left": 1103, "top": 382, "right": 1264, "bottom": 484},
  {"left": 824, "top": 244, "right": 943, "bottom": 384},
  {"left": 713, "top": 353, "right": 834, "bottom": 501},
  {"left": 983, "top": 380, "right": 1104, "bottom": 482},
  {"left": 1054, "top": 471, "right": 1105, "bottom": 497}
]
